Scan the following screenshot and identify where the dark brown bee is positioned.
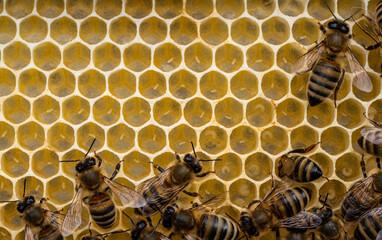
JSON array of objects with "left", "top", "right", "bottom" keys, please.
[
  {"left": 358, "top": 113, "right": 382, "bottom": 161},
  {"left": 292, "top": 2, "right": 372, "bottom": 107},
  {"left": 276, "top": 142, "right": 324, "bottom": 182},
  {"left": 61, "top": 139, "right": 145, "bottom": 236},
  {"left": 354, "top": 206, "right": 382, "bottom": 240}
]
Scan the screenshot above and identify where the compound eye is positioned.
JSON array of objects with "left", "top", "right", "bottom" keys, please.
[
  {"left": 75, "top": 164, "right": 84, "bottom": 173},
  {"left": 87, "top": 158, "right": 96, "bottom": 166},
  {"left": 340, "top": 26, "right": 349, "bottom": 34},
  {"left": 328, "top": 21, "right": 337, "bottom": 28},
  {"left": 184, "top": 154, "right": 193, "bottom": 163},
  {"left": 26, "top": 196, "right": 35, "bottom": 204},
  {"left": 17, "top": 204, "right": 25, "bottom": 213}
]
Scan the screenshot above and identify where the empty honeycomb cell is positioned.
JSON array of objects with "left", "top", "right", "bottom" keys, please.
[
  {"left": 17, "top": 122, "right": 45, "bottom": 151},
  {"left": 122, "top": 151, "right": 150, "bottom": 181},
  {"left": 0, "top": 176, "right": 13, "bottom": 201},
  {"left": 61, "top": 149, "right": 85, "bottom": 178},
  {"left": 19, "top": 69, "right": 46, "bottom": 97},
  {"left": 33, "top": 42, "right": 61, "bottom": 71},
  {"left": 321, "top": 127, "right": 349, "bottom": 155},
  {"left": 215, "top": 44, "right": 244, "bottom": 73},
  {"left": 95, "top": 0, "right": 121, "bottom": 19},
  {"left": 231, "top": 17, "right": 259, "bottom": 46},
  {"left": 0, "top": 202, "right": 21, "bottom": 230},
  {"left": 216, "top": 0, "right": 244, "bottom": 19},
  {"left": 353, "top": 72, "right": 380, "bottom": 101},
  {"left": 139, "top": 17, "right": 167, "bottom": 44},
  {"left": 123, "top": 43, "right": 151, "bottom": 72},
  {"left": 48, "top": 68, "right": 75, "bottom": 97},
  {"left": 20, "top": 16, "right": 48, "bottom": 43},
  {"left": 78, "top": 69, "right": 106, "bottom": 98},
  {"left": 169, "top": 70, "right": 197, "bottom": 99},
  {"left": 170, "top": 16, "right": 197, "bottom": 45},
  {"left": 259, "top": 179, "right": 275, "bottom": 200},
  {"left": 107, "top": 124, "right": 135, "bottom": 153},
  {"left": 215, "top": 97, "right": 243, "bottom": 128},
  {"left": 122, "top": 97, "right": 151, "bottom": 127},
  {"left": 96, "top": 150, "right": 121, "bottom": 177},
  {"left": 185, "top": 0, "right": 213, "bottom": 19},
  {"left": 50, "top": 17, "right": 77, "bottom": 45},
  {"left": 200, "top": 71, "right": 228, "bottom": 100},
  {"left": 229, "top": 178, "right": 257, "bottom": 207},
  {"left": 290, "top": 125, "right": 319, "bottom": 149},
  {"left": 0, "top": 16, "right": 16, "bottom": 44},
  {"left": 93, "top": 96, "right": 121, "bottom": 126},
  {"left": 0, "top": 122, "right": 14, "bottom": 150},
  {"left": 79, "top": 17, "right": 107, "bottom": 44},
  {"left": 261, "top": 126, "right": 288, "bottom": 155},
  {"left": 3, "top": 41, "right": 31, "bottom": 70},
  {"left": 63, "top": 42, "right": 91, "bottom": 70},
  {"left": 199, "top": 126, "right": 227, "bottom": 154},
  {"left": 215, "top": 153, "right": 242, "bottom": 181},
  {"left": 139, "top": 70, "right": 166, "bottom": 98},
  {"left": 66, "top": 0, "right": 92, "bottom": 19},
  {"left": 277, "top": 44, "right": 305, "bottom": 73},
  {"left": 369, "top": 99, "right": 382, "bottom": 123},
  {"left": 47, "top": 122, "right": 75, "bottom": 152},
  {"left": 3, "top": 95, "right": 30, "bottom": 124},
  {"left": 318, "top": 180, "right": 346, "bottom": 206},
  {"left": 307, "top": 102, "right": 335, "bottom": 128},
  {"left": 0, "top": 68, "right": 15, "bottom": 96},
  {"left": 183, "top": 97, "right": 212, "bottom": 127},
  {"left": 335, "top": 153, "right": 362, "bottom": 182},
  {"left": 307, "top": 0, "right": 335, "bottom": 20},
  {"left": 31, "top": 149, "right": 59, "bottom": 178},
  {"left": 36, "top": 0, "right": 64, "bottom": 18},
  {"left": 279, "top": 0, "right": 305, "bottom": 16},
  {"left": 153, "top": 152, "right": 175, "bottom": 175},
  {"left": 33, "top": 95, "right": 60, "bottom": 124},
  {"left": 125, "top": 0, "right": 152, "bottom": 18},
  {"left": 110, "top": 17, "right": 137, "bottom": 45},
  {"left": 0, "top": 227, "right": 11, "bottom": 239},
  {"left": 198, "top": 179, "right": 227, "bottom": 201},
  {"left": 184, "top": 42, "right": 213, "bottom": 72},
  {"left": 291, "top": 75, "right": 308, "bottom": 100},
  {"left": 1, "top": 148, "right": 29, "bottom": 178},
  {"left": 292, "top": 17, "right": 320, "bottom": 46},
  {"left": 62, "top": 96, "right": 90, "bottom": 124},
  {"left": 246, "top": 43, "right": 274, "bottom": 72},
  {"left": 154, "top": 43, "right": 182, "bottom": 72},
  {"left": 168, "top": 125, "right": 197, "bottom": 153},
  {"left": 368, "top": 49, "right": 382, "bottom": 74},
  {"left": 153, "top": 97, "right": 182, "bottom": 126},
  {"left": 138, "top": 125, "right": 166, "bottom": 154},
  {"left": 5, "top": 0, "right": 34, "bottom": 18},
  {"left": 247, "top": 0, "right": 275, "bottom": 19},
  {"left": 246, "top": 98, "right": 274, "bottom": 127},
  {"left": 200, "top": 17, "right": 229, "bottom": 46},
  {"left": 93, "top": 42, "right": 121, "bottom": 71},
  {"left": 262, "top": 17, "right": 290, "bottom": 45},
  {"left": 155, "top": 0, "right": 182, "bottom": 19},
  {"left": 46, "top": 176, "right": 74, "bottom": 205},
  {"left": 276, "top": 98, "right": 305, "bottom": 127},
  {"left": 310, "top": 152, "right": 333, "bottom": 178},
  {"left": 262, "top": 70, "right": 289, "bottom": 100},
  {"left": 230, "top": 126, "right": 257, "bottom": 155},
  {"left": 337, "top": 0, "right": 364, "bottom": 20},
  {"left": 337, "top": 99, "right": 365, "bottom": 129},
  {"left": 230, "top": 71, "right": 258, "bottom": 100},
  {"left": 77, "top": 123, "right": 105, "bottom": 151},
  {"left": 15, "top": 176, "right": 44, "bottom": 200},
  {"left": 245, "top": 152, "right": 273, "bottom": 181}
]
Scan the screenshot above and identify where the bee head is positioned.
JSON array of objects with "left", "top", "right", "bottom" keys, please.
[
  {"left": 75, "top": 157, "right": 97, "bottom": 173},
  {"left": 173, "top": 209, "right": 195, "bottom": 231},
  {"left": 131, "top": 220, "right": 147, "bottom": 240},
  {"left": 327, "top": 19, "right": 349, "bottom": 34},
  {"left": 17, "top": 196, "right": 35, "bottom": 213},
  {"left": 162, "top": 206, "right": 176, "bottom": 229},
  {"left": 373, "top": 172, "right": 382, "bottom": 192},
  {"left": 183, "top": 154, "right": 202, "bottom": 173},
  {"left": 239, "top": 214, "right": 258, "bottom": 237},
  {"left": 313, "top": 206, "right": 332, "bottom": 222}
]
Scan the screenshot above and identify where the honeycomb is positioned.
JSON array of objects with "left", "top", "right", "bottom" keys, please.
[{"left": 0, "top": 0, "right": 380, "bottom": 239}]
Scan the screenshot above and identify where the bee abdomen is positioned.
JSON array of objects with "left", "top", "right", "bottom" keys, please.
[
  {"left": 198, "top": 214, "right": 239, "bottom": 240},
  {"left": 341, "top": 191, "right": 374, "bottom": 221},
  {"left": 38, "top": 225, "right": 64, "bottom": 240},
  {"left": 377, "top": 0, "right": 382, "bottom": 30},
  {"left": 291, "top": 156, "right": 323, "bottom": 182},
  {"left": 270, "top": 187, "right": 312, "bottom": 219},
  {"left": 357, "top": 129, "right": 382, "bottom": 157},
  {"left": 89, "top": 193, "right": 116, "bottom": 228},
  {"left": 354, "top": 213, "right": 382, "bottom": 240}
]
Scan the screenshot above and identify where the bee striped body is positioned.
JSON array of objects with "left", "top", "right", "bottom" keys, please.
[
  {"left": 289, "top": 155, "right": 323, "bottom": 182},
  {"left": 358, "top": 128, "right": 382, "bottom": 157},
  {"left": 88, "top": 192, "right": 116, "bottom": 228},
  {"left": 197, "top": 214, "right": 240, "bottom": 240},
  {"left": 354, "top": 207, "right": 382, "bottom": 240},
  {"left": 38, "top": 223, "right": 64, "bottom": 240},
  {"left": 378, "top": 1, "right": 382, "bottom": 30}
]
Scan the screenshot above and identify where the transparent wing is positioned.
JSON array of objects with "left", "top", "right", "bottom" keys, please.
[
  {"left": 359, "top": 206, "right": 382, "bottom": 220},
  {"left": 184, "top": 233, "right": 201, "bottom": 240},
  {"left": 262, "top": 177, "right": 292, "bottom": 204},
  {"left": 103, "top": 177, "right": 146, "bottom": 208},
  {"left": 377, "top": 229, "right": 382, "bottom": 240},
  {"left": 159, "top": 233, "right": 172, "bottom": 240},
  {"left": 25, "top": 226, "right": 34, "bottom": 240},
  {"left": 136, "top": 168, "right": 172, "bottom": 193},
  {"left": 360, "top": 127, "right": 382, "bottom": 144},
  {"left": 44, "top": 210, "right": 65, "bottom": 231},
  {"left": 346, "top": 49, "right": 373, "bottom": 92},
  {"left": 274, "top": 212, "right": 322, "bottom": 229},
  {"left": 279, "top": 156, "right": 295, "bottom": 176},
  {"left": 188, "top": 192, "right": 227, "bottom": 212},
  {"left": 291, "top": 41, "right": 325, "bottom": 74},
  {"left": 62, "top": 186, "right": 83, "bottom": 237}
]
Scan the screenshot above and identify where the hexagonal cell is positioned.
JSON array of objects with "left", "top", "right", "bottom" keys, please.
[
  {"left": 122, "top": 97, "right": 151, "bottom": 127},
  {"left": 230, "top": 71, "right": 258, "bottom": 100},
  {"left": 123, "top": 43, "right": 151, "bottom": 72},
  {"left": 47, "top": 122, "right": 75, "bottom": 152},
  {"left": 292, "top": 17, "right": 320, "bottom": 46},
  {"left": 0, "top": 228, "right": 11, "bottom": 240},
  {"left": 110, "top": 17, "right": 137, "bottom": 45},
  {"left": 169, "top": 70, "right": 197, "bottom": 99},
  {"left": 50, "top": 16, "right": 77, "bottom": 45},
  {"left": 77, "top": 123, "right": 105, "bottom": 152},
  {"left": 215, "top": 44, "right": 243, "bottom": 73},
  {"left": 337, "top": 99, "right": 365, "bottom": 129},
  {"left": 79, "top": 17, "right": 107, "bottom": 44},
  {"left": 335, "top": 153, "right": 362, "bottom": 182},
  {"left": 262, "top": 70, "right": 289, "bottom": 100},
  {"left": 321, "top": 127, "right": 349, "bottom": 155},
  {"left": 261, "top": 126, "right": 288, "bottom": 155},
  {"left": 61, "top": 149, "right": 85, "bottom": 178},
  {"left": 215, "top": 98, "right": 243, "bottom": 128},
  {"left": 0, "top": 68, "right": 15, "bottom": 96},
  {"left": 108, "top": 69, "right": 136, "bottom": 99},
  {"left": 307, "top": 0, "right": 335, "bottom": 20},
  {"left": 276, "top": 98, "right": 305, "bottom": 127},
  {"left": 279, "top": 0, "right": 305, "bottom": 16},
  {"left": 138, "top": 70, "right": 166, "bottom": 99},
  {"left": 307, "top": 102, "right": 335, "bottom": 128},
  {"left": 230, "top": 126, "right": 258, "bottom": 154},
  {"left": 231, "top": 17, "right": 259, "bottom": 46},
  {"left": 318, "top": 180, "right": 347, "bottom": 206},
  {"left": 78, "top": 69, "right": 106, "bottom": 98},
  {"left": 93, "top": 42, "right": 121, "bottom": 71},
  {"left": 200, "top": 71, "right": 228, "bottom": 100},
  {"left": 277, "top": 43, "right": 305, "bottom": 73},
  {"left": 5, "top": 0, "right": 34, "bottom": 18},
  {"left": 184, "top": 97, "right": 212, "bottom": 127},
  {"left": 48, "top": 68, "right": 75, "bottom": 97},
  {"left": 139, "top": 17, "right": 167, "bottom": 44},
  {"left": 245, "top": 152, "right": 272, "bottom": 181},
  {"left": 198, "top": 179, "right": 227, "bottom": 201},
  {"left": 93, "top": 96, "right": 120, "bottom": 126},
  {"left": 36, "top": 0, "right": 64, "bottom": 18},
  {"left": 153, "top": 152, "right": 177, "bottom": 174},
  {"left": 138, "top": 125, "right": 166, "bottom": 154},
  {"left": 215, "top": 153, "right": 242, "bottom": 181},
  {"left": 107, "top": 124, "right": 135, "bottom": 153},
  {"left": 337, "top": 0, "right": 364, "bottom": 20},
  {"left": 0, "top": 121, "right": 15, "bottom": 150},
  {"left": 154, "top": 43, "right": 182, "bottom": 72},
  {"left": 155, "top": 0, "right": 182, "bottom": 18},
  {"left": 216, "top": 0, "right": 244, "bottom": 19},
  {"left": 290, "top": 125, "right": 319, "bottom": 150},
  {"left": 3, "top": 95, "right": 30, "bottom": 124},
  {"left": 368, "top": 49, "right": 382, "bottom": 74},
  {"left": 259, "top": 179, "right": 275, "bottom": 200},
  {"left": 262, "top": 17, "right": 290, "bottom": 45},
  {"left": 153, "top": 97, "right": 182, "bottom": 126},
  {"left": 354, "top": 72, "right": 381, "bottom": 102},
  {"left": 168, "top": 125, "right": 197, "bottom": 153},
  {"left": 229, "top": 178, "right": 256, "bottom": 207},
  {"left": 125, "top": 0, "right": 152, "bottom": 18},
  {"left": 199, "top": 126, "right": 227, "bottom": 154},
  {"left": 17, "top": 121, "right": 45, "bottom": 151},
  {"left": 66, "top": 0, "right": 93, "bottom": 19},
  {"left": 94, "top": 150, "right": 121, "bottom": 179},
  {"left": 368, "top": 100, "right": 382, "bottom": 123},
  {"left": 123, "top": 151, "right": 151, "bottom": 181},
  {"left": 246, "top": 43, "right": 274, "bottom": 72},
  {"left": 310, "top": 152, "right": 333, "bottom": 178},
  {"left": 1, "top": 148, "right": 29, "bottom": 178},
  {"left": 20, "top": 16, "right": 48, "bottom": 43},
  {"left": 33, "top": 42, "right": 61, "bottom": 71},
  {"left": 15, "top": 176, "right": 44, "bottom": 201},
  {"left": 95, "top": 0, "right": 122, "bottom": 19},
  {"left": 33, "top": 95, "right": 60, "bottom": 124},
  {"left": 246, "top": 98, "right": 274, "bottom": 127},
  {"left": 19, "top": 68, "right": 46, "bottom": 97},
  {"left": 200, "top": 17, "right": 228, "bottom": 46},
  {"left": 63, "top": 42, "right": 91, "bottom": 70},
  {"left": 62, "top": 96, "right": 90, "bottom": 124},
  {"left": 47, "top": 176, "right": 74, "bottom": 205},
  {"left": 31, "top": 149, "right": 59, "bottom": 178},
  {"left": 185, "top": 0, "right": 213, "bottom": 19},
  {"left": 291, "top": 74, "right": 309, "bottom": 100},
  {"left": 0, "top": 16, "right": 16, "bottom": 44},
  {"left": 1, "top": 202, "right": 22, "bottom": 230},
  {"left": 352, "top": 18, "right": 377, "bottom": 49},
  {"left": 184, "top": 42, "right": 213, "bottom": 72},
  {"left": 170, "top": 16, "right": 197, "bottom": 45},
  {"left": 247, "top": 0, "right": 275, "bottom": 19},
  {"left": 3, "top": 41, "right": 31, "bottom": 70}
]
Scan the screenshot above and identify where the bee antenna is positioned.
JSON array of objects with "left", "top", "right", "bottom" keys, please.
[
  {"left": 59, "top": 160, "right": 80, "bottom": 163},
  {"left": 122, "top": 211, "right": 135, "bottom": 225},
  {"left": 353, "top": 17, "right": 380, "bottom": 44},
  {"left": 323, "top": 0, "right": 337, "bottom": 19},
  {"left": 23, "top": 178, "right": 27, "bottom": 198},
  {"left": 85, "top": 138, "right": 97, "bottom": 157},
  {"left": 319, "top": 193, "right": 330, "bottom": 209},
  {"left": 96, "top": 229, "right": 130, "bottom": 237},
  {"left": 88, "top": 222, "right": 93, "bottom": 235},
  {"left": 190, "top": 141, "right": 197, "bottom": 158},
  {"left": 150, "top": 217, "right": 162, "bottom": 237},
  {"left": 199, "top": 158, "right": 222, "bottom": 162},
  {"left": 0, "top": 200, "right": 19, "bottom": 203},
  {"left": 344, "top": 9, "right": 361, "bottom": 22}
]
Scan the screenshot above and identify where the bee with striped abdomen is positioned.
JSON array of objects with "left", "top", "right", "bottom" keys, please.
[
  {"left": 358, "top": 113, "right": 382, "bottom": 163},
  {"left": 354, "top": 206, "right": 382, "bottom": 240},
  {"left": 292, "top": 2, "right": 372, "bottom": 107}
]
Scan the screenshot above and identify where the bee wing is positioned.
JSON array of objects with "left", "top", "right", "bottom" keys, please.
[
  {"left": 103, "top": 177, "right": 146, "bottom": 208},
  {"left": 262, "top": 177, "right": 292, "bottom": 204},
  {"left": 377, "top": 230, "right": 382, "bottom": 240},
  {"left": 274, "top": 212, "right": 322, "bottom": 229},
  {"left": 291, "top": 41, "right": 325, "bottom": 74},
  {"left": 184, "top": 233, "right": 201, "bottom": 240},
  {"left": 188, "top": 192, "right": 227, "bottom": 212},
  {"left": 44, "top": 210, "right": 65, "bottom": 231},
  {"left": 359, "top": 206, "right": 382, "bottom": 220},
  {"left": 280, "top": 156, "right": 295, "bottom": 176},
  {"left": 24, "top": 225, "right": 34, "bottom": 240},
  {"left": 62, "top": 186, "right": 83, "bottom": 237},
  {"left": 360, "top": 127, "right": 382, "bottom": 144},
  {"left": 346, "top": 49, "right": 373, "bottom": 92},
  {"left": 158, "top": 233, "right": 171, "bottom": 240}
]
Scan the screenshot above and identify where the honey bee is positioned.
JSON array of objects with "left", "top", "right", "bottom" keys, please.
[
  {"left": 61, "top": 139, "right": 146, "bottom": 236},
  {"left": 122, "top": 212, "right": 170, "bottom": 240},
  {"left": 276, "top": 142, "right": 324, "bottom": 182},
  {"left": 354, "top": 206, "right": 382, "bottom": 240},
  {"left": 358, "top": 113, "right": 382, "bottom": 163},
  {"left": 292, "top": 2, "right": 372, "bottom": 107}
]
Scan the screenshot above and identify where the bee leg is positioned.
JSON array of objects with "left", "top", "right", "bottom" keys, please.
[
  {"left": 109, "top": 160, "right": 124, "bottom": 180},
  {"left": 175, "top": 153, "right": 182, "bottom": 162},
  {"left": 82, "top": 196, "right": 89, "bottom": 204},
  {"left": 168, "top": 232, "right": 175, "bottom": 239},
  {"left": 377, "top": 157, "right": 381, "bottom": 170},
  {"left": 95, "top": 152, "right": 102, "bottom": 167},
  {"left": 274, "top": 227, "right": 280, "bottom": 240},
  {"left": 39, "top": 197, "right": 48, "bottom": 204},
  {"left": 287, "top": 142, "right": 321, "bottom": 154},
  {"left": 182, "top": 190, "right": 200, "bottom": 198},
  {"left": 361, "top": 154, "right": 367, "bottom": 178},
  {"left": 333, "top": 69, "right": 345, "bottom": 108},
  {"left": 196, "top": 171, "right": 215, "bottom": 178},
  {"left": 146, "top": 217, "right": 153, "bottom": 227},
  {"left": 318, "top": 22, "right": 326, "bottom": 34},
  {"left": 149, "top": 162, "right": 165, "bottom": 173}
]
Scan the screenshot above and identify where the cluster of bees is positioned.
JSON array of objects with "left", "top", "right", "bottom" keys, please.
[{"left": 1, "top": 1, "right": 382, "bottom": 240}]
